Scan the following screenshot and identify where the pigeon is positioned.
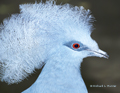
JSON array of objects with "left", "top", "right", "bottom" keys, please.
[{"left": 0, "top": 0, "right": 108, "bottom": 93}]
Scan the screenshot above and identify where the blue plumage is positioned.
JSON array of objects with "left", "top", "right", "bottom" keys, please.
[{"left": 0, "top": 0, "right": 108, "bottom": 93}]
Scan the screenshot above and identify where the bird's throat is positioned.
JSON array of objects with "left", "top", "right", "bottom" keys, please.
[{"left": 22, "top": 57, "right": 88, "bottom": 93}]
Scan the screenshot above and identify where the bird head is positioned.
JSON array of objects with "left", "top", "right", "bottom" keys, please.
[{"left": 0, "top": 0, "right": 108, "bottom": 84}]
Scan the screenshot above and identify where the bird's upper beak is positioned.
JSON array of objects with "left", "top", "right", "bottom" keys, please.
[{"left": 87, "top": 49, "right": 109, "bottom": 59}]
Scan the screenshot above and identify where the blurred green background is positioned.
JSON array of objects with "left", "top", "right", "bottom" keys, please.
[{"left": 0, "top": 0, "right": 120, "bottom": 93}]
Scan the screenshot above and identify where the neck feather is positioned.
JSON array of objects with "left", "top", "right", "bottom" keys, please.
[{"left": 22, "top": 56, "right": 88, "bottom": 93}]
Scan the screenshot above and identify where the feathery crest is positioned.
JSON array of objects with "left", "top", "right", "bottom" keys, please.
[{"left": 0, "top": 0, "right": 94, "bottom": 84}]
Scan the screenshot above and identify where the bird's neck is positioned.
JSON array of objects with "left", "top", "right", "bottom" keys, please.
[{"left": 22, "top": 56, "right": 88, "bottom": 93}]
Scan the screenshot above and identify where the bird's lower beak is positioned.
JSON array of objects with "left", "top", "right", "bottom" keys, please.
[{"left": 87, "top": 49, "right": 109, "bottom": 59}]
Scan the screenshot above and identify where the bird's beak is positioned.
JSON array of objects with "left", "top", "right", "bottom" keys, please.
[{"left": 87, "top": 49, "right": 109, "bottom": 59}]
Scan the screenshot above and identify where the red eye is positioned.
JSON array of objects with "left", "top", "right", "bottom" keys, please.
[{"left": 73, "top": 43, "right": 80, "bottom": 49}]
